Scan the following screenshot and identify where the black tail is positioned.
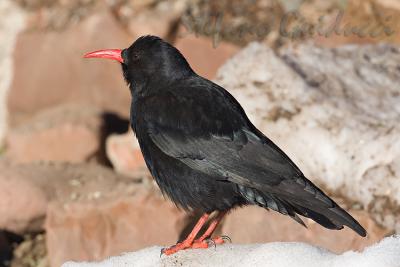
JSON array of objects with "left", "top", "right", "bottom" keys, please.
[
  {"left": 288, "top": 200, "right": 367, "bottom": 237},
  {"left": 281, "top": 176, "right": 367, "bottom": 237},
  {"left": 239, "top": 179, "right": 367, "bottom": 237}
]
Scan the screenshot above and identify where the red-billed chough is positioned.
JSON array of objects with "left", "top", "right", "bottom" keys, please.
[{"left": 84, "top": 35, "right": 366, "bottom": 255}]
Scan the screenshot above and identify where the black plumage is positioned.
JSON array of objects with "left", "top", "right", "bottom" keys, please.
[{"left": 85, "top": 35, "right": 366, "bottom": 254}]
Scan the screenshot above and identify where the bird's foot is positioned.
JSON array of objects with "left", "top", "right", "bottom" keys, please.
[
  {"left": 161, "top": 236, "right": 231, "bottom": 256},
  {"left": 161, "top": 212, "right": 230, "bottom": 256},
  {"left": 161, "top": 240, "right": 209, "bottom": 256},
  {"left": 161, "top": 241, "right": 193, "bottom": 256}
]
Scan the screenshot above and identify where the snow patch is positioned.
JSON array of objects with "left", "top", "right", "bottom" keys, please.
[{"left": 62, "top": 236, "right": 400, "bottom": 267}]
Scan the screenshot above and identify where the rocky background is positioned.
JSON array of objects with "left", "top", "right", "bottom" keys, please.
[{"left": 0, "top": 0, "right": 399, "bottom": 266}]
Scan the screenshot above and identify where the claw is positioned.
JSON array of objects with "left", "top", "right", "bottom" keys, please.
[{"left": 221, "top": 235, "right": 232, "bottom": 243}]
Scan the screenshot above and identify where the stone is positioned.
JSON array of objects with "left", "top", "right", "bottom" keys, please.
[
  {"left": 0, "top": 160, "right": 187, "bottom": 266},
  {"left": 0, "top": 160, "right": 48, "bottom": 233},
  {"left": 379, "top": 0, "right": 400, "bottom": 10},
  {"left": 0, "top": 0, "right": 26, "bottom": 146},
  {"left": 175, "top": 28, "right": 240, "bottom": 79},
  {"left": 221, "top": 206, "right": 388, "bottom": 254},
  {"left": 8, "top": 10, "right": 132, "bottom": 125},
  {"left": 46, "top": 188, "right": 186, "bottom": 267},
  {"left": 125, "top": 1, "right": 186, "bottom": 39},
  {"left": 0, "top": 161, "right": 185, "bottom": 244},
  {"left": 11, "top": 233, "right": 47, "bottom": 267},
  {"left": 215, "top": 42, "right": 400, "bottom": 232},
  {"left": 5, "top": 104, "right": 102, "bottom": 163},
  {"left": 181, "top": 0, "right": 283, "bottom": 47},
  {"left": 0, "top": 161, "right": 133, "bottom": 233},
  {"left": 106, "top": 131, "right": 147, "bottom": 177},
  {"left": 310, "top": 0, "right": 400, "bottom": 47}
]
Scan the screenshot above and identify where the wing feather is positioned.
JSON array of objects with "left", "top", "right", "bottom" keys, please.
[{"left": 148, "top": 126, "right": 300, "bottom": 188}]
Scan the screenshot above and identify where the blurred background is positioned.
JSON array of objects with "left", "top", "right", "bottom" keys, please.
[{"left": 0, "top": 0, "right": 399, "bottom": 266}]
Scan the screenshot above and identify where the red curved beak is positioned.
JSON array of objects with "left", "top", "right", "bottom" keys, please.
[{"left": 83, "top": 49, "right": 124, "bottom": 63}]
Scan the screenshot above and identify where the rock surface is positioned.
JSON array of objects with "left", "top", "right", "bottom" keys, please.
[
  {"left": 105, "top": 131, "right": 146, "bottom": 177},
  {"left": 0, "top": 160, "right": 187, "bottom": 267},
  {"left": 0, "top": 159, "right": 185, "bottom": 230},
  {"left": 0, "top": 0, "right": 26, "bottom": 146},
  {"left": 8, "top": 11, "right": 132, "bottom": 125},
  {"left": 46, "top": 182, "right": 186, "bottom": 267},
  {"left": 125, "top": 0, "right": 186, "bottom": 38},
  {"left": 0, "top": 161, "right": 137, "bottom": 233},
  {"left": 215, "top": 42, "right": 400, "bottom": 232},
  {"left": 222, "top": 206, "right": 388, "bottom": 254},
  {"left": 5, "top": 104, "right": 103, "bottom": 163},
  {"left": 175, "top": 29, "right": 240, "bottom": 79},
  {"left": 62, "top": 236, "right": 400, "bottom": 267}
]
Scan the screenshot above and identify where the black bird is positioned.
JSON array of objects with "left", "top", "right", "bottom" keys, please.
[{"left": 84, "top": 35, "right": 366, "bottom": 255}]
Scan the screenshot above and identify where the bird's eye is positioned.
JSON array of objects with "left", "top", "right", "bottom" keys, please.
[{"left": 133, "top": 53, "right": 140, "bottom": 60}]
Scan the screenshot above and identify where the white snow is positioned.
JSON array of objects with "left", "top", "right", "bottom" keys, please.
[{"left": 62, "top": 236, "right": 400, "bottom": 267}]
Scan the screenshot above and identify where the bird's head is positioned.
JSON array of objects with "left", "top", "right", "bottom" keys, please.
[{"left": 84, "top": 35, "right": 194, "bottom": 91}]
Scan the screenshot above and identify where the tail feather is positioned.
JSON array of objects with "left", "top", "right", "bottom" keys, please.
[
  {"left": 329, "top": 204, "right": 367, "bottom": 236},
  {"left": 288, "top": 199, "right": 367, "bottom": 237},
  {"left": 289, "top": 203, "right": 341, "bottom": 230},
  {"left": 239, "top": 182, "right": 367, "bottom": 237},
  {"left": 279, "top": 175, "right": 367, "bottom": 237}
]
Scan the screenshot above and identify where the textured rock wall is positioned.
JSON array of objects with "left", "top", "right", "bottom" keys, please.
[
  {"left": 0, "top": 0, "right": 25, "bottom": 146},
  {"left": 215, "top": 42, "right": 400, "bottom": 232}
]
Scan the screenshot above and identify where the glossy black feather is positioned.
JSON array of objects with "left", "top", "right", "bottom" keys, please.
[{"left": 121, "top": 35, "right": 366, "bottom": 237}]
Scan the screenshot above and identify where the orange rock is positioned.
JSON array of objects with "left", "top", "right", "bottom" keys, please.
[
  {"left": 46, "top": 188, "right": 186, "bottom": 267},
  {"left": 0, "top": 161, "right": 48, "bottom": 233},
  {"left": 8, "top": 11, "right": 132, "bottom": 125},
  {"left": 310, "top": 0, "right": 400, "bottom": 47},
  {"left": 126, "top": 1, "right": 186, "bottom": 38},
  {"left": 6, "top": 104, "right": 102, "bottom": 163},
  {"left": 0, "top": 160, "right": 187, "bottom": 267},
  {"left": 222, "top": 206, "right": 388, "bottom": 253},
  {"left": 0, "top": 162, "right": 135, "bottom": 233},
  {"left": 106, "top": 131, "right": 147, "bottom": 177},
  {"left": 175, "top": 28, "right": 240, "bottom": 79}
]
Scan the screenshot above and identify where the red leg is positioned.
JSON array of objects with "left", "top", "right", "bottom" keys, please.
[
  {"left": 194, "top": 211, "right": 227, "bottom": 243},
  {"left": 162, "top": 213, "right": 209, "bottom": 255}
]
